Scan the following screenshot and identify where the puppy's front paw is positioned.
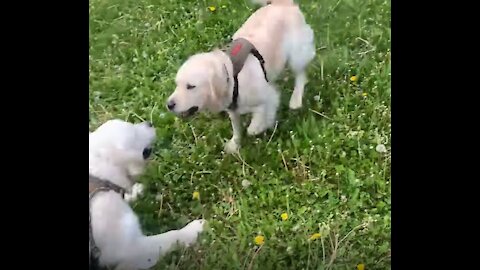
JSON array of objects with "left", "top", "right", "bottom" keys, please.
[
  {"left": 247, "top": 124, "right": 266, "bottom": 136},
  {"left": 124, "top": 183, "right": 144, "bottom": 202},
  {"left": 224, "top": 139, "right": 240, "bottom": 154},
  {"left": 180, "top": 219, "right": 207, "bottom": 246}
]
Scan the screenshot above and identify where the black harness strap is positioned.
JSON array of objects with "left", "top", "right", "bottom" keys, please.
[
  {"left": 89, "top": 175, "right": 126, "bottom": 270},
  {"left": 250, "top": 47, "right": 269, "bottom": 82},
  {"left": 224, "top": 38, "right": 268, "bottom": 111},
  {"left": 229, "top": 75, "right": 240, "bottom": 111}
]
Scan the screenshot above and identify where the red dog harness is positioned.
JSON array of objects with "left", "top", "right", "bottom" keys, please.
[{"left": 224, "top": 38, "right": 268, "bottom": 111}]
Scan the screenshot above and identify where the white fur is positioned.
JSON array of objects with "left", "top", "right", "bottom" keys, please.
[
  {"left": 124, "top": 183, "right": 145, "bottom": 202},
  {"left": 251, "top": 0, "right": 295, "bottom": 6},
  {"left": 90, "top": 119, "right": 205, "bottom": 270},
  {"left": 166, "top": 1, "right": 315, "bottom": 153}
]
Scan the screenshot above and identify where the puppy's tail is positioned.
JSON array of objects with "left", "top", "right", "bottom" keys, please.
[{"left": 251, "top": 0, "right": 295, "bottom": 6}]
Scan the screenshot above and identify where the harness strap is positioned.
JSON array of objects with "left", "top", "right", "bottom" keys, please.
[
  {"left": 89, "top": 175, "right": 126, "bottom": 269},
  {"left": 250, "top": 47, "right": 269, "bottom": 82},
  {"left": 224, "top": 38, "right": 268, "bottom": 111},
  {"left": 228, "top": 75, "right": 240, "bottom": 111}
]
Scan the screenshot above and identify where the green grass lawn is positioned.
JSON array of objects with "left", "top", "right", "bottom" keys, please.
[{"left": 89, "top": 0, "right": 391, "bottom": 269}]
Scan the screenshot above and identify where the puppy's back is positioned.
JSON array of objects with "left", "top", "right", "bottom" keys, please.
[{"left": 233, "top": 4, "right": 306, "bottom": 76}]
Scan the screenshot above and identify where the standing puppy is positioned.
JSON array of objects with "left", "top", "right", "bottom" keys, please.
[
  {"left": 89, "top": 120, "right": 205, "bottom": 270},
  {"left": 166, "top": 0, "right": 315, "bottom": 153}
]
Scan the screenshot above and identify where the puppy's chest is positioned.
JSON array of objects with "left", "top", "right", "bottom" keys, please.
[
  {"left": 234, "top": 96, "right": 262, "bottom": 114},
  {"left": 233, "top": 105, "right": 253, "bottom": 115}
]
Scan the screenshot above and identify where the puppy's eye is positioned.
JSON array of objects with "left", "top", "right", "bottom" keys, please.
[{"left": 186, "top": 84, "right": 196, "bottom": 90}]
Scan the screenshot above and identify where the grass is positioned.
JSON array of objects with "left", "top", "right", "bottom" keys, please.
[{"left": 89, "top": 0, "right": 391, "bottom": 269}]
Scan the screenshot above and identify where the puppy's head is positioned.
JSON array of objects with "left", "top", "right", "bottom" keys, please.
[
  {"left": 89, "top": 119, "right": 156, "bottom": 179},
  {"left": 166, "top": 51, "right": 228, "bottom": 117}
]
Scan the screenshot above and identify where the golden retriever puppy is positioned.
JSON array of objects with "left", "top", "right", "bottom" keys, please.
[
  {"left": 89, "top": 119, "right": 205, "bottom": 270},
  {"left": 166, "top": 0, "right": 315, "bottom": 153}
]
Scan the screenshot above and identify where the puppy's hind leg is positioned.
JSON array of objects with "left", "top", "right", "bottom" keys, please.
[
  {"left": 286, "top": 23, "right": 316, "bottom": 110},
  {"left": 289, "top": 71, "right": 307, "bottom": 110}
]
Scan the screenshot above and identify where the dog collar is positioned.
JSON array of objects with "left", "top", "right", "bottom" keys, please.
[{"left": 223, "top": 38, "right": 269, "bottom": 111}]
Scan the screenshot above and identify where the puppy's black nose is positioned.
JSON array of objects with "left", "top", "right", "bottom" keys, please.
[{"left": 167, "top": 100, "right": 176, "bottom": 111}]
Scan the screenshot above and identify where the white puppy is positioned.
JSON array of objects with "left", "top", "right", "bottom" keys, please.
[
  {"left": 166, "top": 0, "right": 315, "bottom": 153},
  {"left": 89, "top": 119, "right": 205, "bottom": 270}
]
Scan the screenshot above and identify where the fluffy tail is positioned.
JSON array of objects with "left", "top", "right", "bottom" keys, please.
[{"left": 251, "top": 0, "right": 295, "bottom": 6}]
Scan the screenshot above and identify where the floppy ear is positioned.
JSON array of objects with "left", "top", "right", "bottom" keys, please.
[
  {"left": 207, "top": 54, "right": 229, "bottom": 111},
  {"left": 208, "top": 68, "right": 223, "bottom": 99}
]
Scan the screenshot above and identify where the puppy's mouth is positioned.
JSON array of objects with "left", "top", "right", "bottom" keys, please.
[
  {"left": 142, "top": 147, "right": 153, "bottom": 159},
  {"left": 179, "top": 106, "right": 199, "bottom": 118}
]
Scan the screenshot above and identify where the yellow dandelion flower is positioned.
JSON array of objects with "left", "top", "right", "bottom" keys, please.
[
  {"left": 254, "top": 235, "right": 265, "bottom": 245},
  {"left": 350, "top": 75, "right": 358, "bottom": 82},
  {"left": 309, "top": 233, "right": 321, "bottom": 241},
  {"left": 192, "top": 191, "right": 200, "bottom": 200},
  {"left": 208, "top": 6, "right": 216, "bottom": 12},
  {"left": 357, "top": 263, "right": 365, "bottom": 270},
  {"left": 362, "top": 92, "right": 368, "bottom": 97},
  {"left": 281, "top": 213, "right": 288, "bottom": 221}
]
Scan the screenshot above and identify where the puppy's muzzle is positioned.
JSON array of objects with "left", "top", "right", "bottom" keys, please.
[
  {"left": 167, "top": 100, "right": 176, "bottom": 111},
  {"left": 180, "top": 106, "right": 199, "bottom": 118},
  {"left": 166, "top": 98, "right": 198, "bottom": 118},
  {"left": 142, "top": 147, "right": 152, "bottom": 159},
  {"left": 141, "top": 121, "right": 154, "bottom": 159}
]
